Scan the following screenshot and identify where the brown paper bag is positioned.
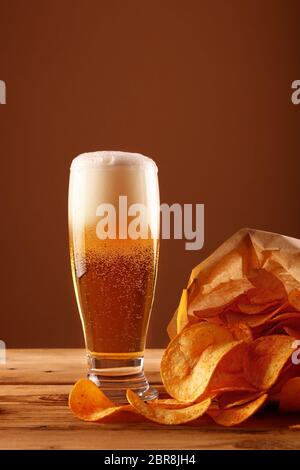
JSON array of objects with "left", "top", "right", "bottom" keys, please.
[{"left": 167, "top": 228, "right": 300, "bottom": 338}]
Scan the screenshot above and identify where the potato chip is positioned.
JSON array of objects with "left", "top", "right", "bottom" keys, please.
[
  {"left": 280, "top": 377, "right": 300, "bottom": 412},
  {"left": 288, "top": 289, "right": 300, "bottom": 312},
  {"left": 207, "top": 394, "right": 267, "bottom": 426},
  {"left": 268, "top": 361, "right": 300, "bottom": 401},
  {"left": 229, "top": 322, "right": 253, "bottom": 342},
  {"left": 189, "top": 250, "right": 245, "bottom": 301},
  {"left": 205, "top": 342, "right": 255, "bottom": 396},
  {"left": 207, "top": 374, "right": 255, "bottom": 396},
  {"left": 161, "top": 322, "right": 239, "bottom": 402},
  {"left": 246, "top": 269, "right": 286, "bottom": 304},
  {"left": 284, "top": 325, "right": 300, "bottom": 339},
  {"left": 190, "top": 279, "right": 253, "bottom": 318},
  {"left": 225, "top": 303, "right": 288, "bottom": 329},
  {"left": 267, "top": 311, "right": 300, "bottom": 324},
  {"left": 194, "top": 306, "right": 226, "bottom": 318},
  {"left": 251, "top": 311, "right": 299, "bottom": 338},
  {"left": 266, "top": 318, "right": 300, "bottom": 337},
  {"left": 77, "top": 405, "right": 128, "bottom": 422},
  {"left": 262, "top": 258, "right": 300, "bottom": 295},
  {"left": 237, "top": 301, "right": 278, "bottom": 315},
  {"left": 218, "top": 391, "right": 263, "bottom": 410},
  {"left": 264, "top": 322, "right": 286, "bottom": 336},
  {"left": 126, "top": 389, "right": 211, "bottom": 425},
  {"left": 69, "top": 378, "right": 127, "bottom": 421},
  {"left": 151, "top": 398, "right": 193, "bottom": 409},
  {"left": 243, "top": 336, "right": 295, "bottom": 390}
]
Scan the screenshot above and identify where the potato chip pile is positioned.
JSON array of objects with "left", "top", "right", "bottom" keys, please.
[
  {"left": 69, "top": 229, "right": 300, "bottom": 427},
  {"left": 69, "top": 378, "right": 213, "bottom": 425},
  {"left": 163, "top": 229, "right": 300, "bottom": 424}
]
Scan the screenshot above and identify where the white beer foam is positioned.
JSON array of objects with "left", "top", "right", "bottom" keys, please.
[{"left": 71, "top": 151, "right": 157, "bottom": 171}]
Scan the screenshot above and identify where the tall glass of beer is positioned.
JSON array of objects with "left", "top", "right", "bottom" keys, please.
[{"left": 68, "top": 151, "right": 159, "bottom": 402}]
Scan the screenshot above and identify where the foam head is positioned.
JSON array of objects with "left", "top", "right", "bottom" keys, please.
[
  {"left": 69, "top": 151, "right": 160, "bottom": 237},
  {"left": 70, "top": 151, "right": 157, "bottom": 171}
]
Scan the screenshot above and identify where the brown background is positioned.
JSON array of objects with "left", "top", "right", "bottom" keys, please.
[{"left": 0, "top": 0, "right": 299, "bottom": 348}]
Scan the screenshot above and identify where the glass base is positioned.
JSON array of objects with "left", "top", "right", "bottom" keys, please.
[{"left": 87, "top": 354, "right": 158, "bottom": 404}]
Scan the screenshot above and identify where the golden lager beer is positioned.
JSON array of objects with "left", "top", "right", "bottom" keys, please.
[{"left": 68, "top": 151, "right": 159, "bottom": 402}]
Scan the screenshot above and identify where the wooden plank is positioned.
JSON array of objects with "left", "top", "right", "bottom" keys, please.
[
  {"left": 1, "top": 411, "right": 300, "bottom": 448},
  {"left": 1, "top": 425, "right": 300, "bottom": 450},
  {"left": 1, "top": 350, "right": 300, "bottom": 450},
  {"left": 0, "top": 349, "right": 163, "bottom": 385},
  {"left": 0, "top": 384, "right": 300, "bottom": 449}
]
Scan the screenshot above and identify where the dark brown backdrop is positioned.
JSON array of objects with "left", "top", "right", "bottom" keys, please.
[{"left": 0, "top": 0, "right": 299, "bottom": 348}]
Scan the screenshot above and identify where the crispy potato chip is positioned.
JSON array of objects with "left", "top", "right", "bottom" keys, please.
[
  {"left": 243, "top": 336, "right": 295, "bottom": 390},
  {"left": 152, "top": 398, "right": 187, "bottom": 405},
  {"left": 249, "top": 314, "right": 299, "bottom": 338},
  {"left": 280, "top": 377, "right": 300, "bottom": 412},
  {"left": 189, "top": 250, "right": 245, "bottom": 302},
  {"left": 269, "top": 361, "right": 300, "bottom": 401},
  {"left": 151, "top": 398, "right": 193, "bottom": 409},
  {"left": 218, "top": 391, "right": 263, "bottom": 410},
  {"left": 225, "top": 302, "right": 289, "bottom": 328},
  {"left": 246, "top": 269, "right": 286, "bottom": 304},
  {"left": 190, "top": 279, "right": 253, "bottom": 318},
  {"left": 263, "top": 323, "right": 285, "bottom": 336},
  {"left": 262, "top": 258, "right": 300, "bottom": 294},
  {"left": 165, "top": 339, "right": 244, "bottom": 402},
  {"left": 266, "top": 318, "right": 300, "bottom": 336},
  {"left": 201, "top": 250, "right": 245, "bottom": 293},
  {"left": 76, "top": 405, "right": 128, "bottom": 422},
  {"left": 288, "top": 289, "right": 300, "bottom": 312},
  {"left": 207, "top": 394, "right": 267, "bottom": 426},
  {"left": 69, "top": 378, "right": 127, "bottom": 422},
  {"left": 205, "top": 342, "right": 255, "bottom": 396},
  {"left": 194, "top": 306, "right": 228, "bottom": 318},
  {"left": 69, "top": 378, "right": 113, "bottom": 413},
  {"left": 229, "top": 322, "right": 253, "bottom": 342},
  {"left": 246, "top": 288, "right": 283, "bottom": 306},
  {"left": 284, "top": 325, "right": 300, "bottom": 338},
  {"left": 207, "top": 374, "right": 255, "bottom": 396},
  {"left": 187, "top": 231, "right": 260, "bottom": 292},
  {"left": 126, "top": 389, "right": 211, "bottom": 424},
  {"left": 267, "top": 311, "right": 300, "bottom": 324},
  {"left": 161, "top": 322, "right": 239, "bottom": 402},
  {"left": 237, "top": 301, "right": 278, "bottom": 315}
]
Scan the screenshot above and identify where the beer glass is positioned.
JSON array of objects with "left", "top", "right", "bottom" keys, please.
[{"left": 68, "top": 151, "right": 160, "bottom": 402}]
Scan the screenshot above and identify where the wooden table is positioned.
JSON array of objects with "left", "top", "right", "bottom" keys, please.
[{"left": 1, "top": 349, "right": 300, "bottom": 450}]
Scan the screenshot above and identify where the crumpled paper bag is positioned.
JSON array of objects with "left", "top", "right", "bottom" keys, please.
[{"left": 167, "top": 228, "right": 300, "bottom": 338}]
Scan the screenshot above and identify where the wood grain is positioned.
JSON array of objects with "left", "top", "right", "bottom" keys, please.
[
  {"left": 0, "top": 349, "right": 162, "bottom": 385},
  {"left": 0, "top": 349, "right": 300, "bottom": 450}
]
